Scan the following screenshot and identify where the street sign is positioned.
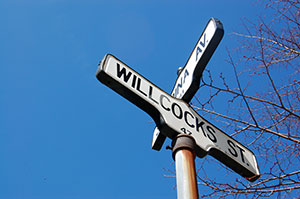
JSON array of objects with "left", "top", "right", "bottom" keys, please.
[
  {"left": 151, "top": 126, "right": 166, "bottom": 150},
  {"left": 96, "top": 54, "right": 260, "bottom": 181},
  {"left": 152, "top": 127, "right": 166, "bottom": 150},
  {"left": 152, "top": 18, "right": 224, "bottom": 151},
  {"left": 171, "top": 18, "right": 224, "bottom": 101}
]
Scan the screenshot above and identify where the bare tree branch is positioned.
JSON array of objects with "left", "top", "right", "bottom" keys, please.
[{"left": 187, "top": 1, "right": 300, "bottom": 197}]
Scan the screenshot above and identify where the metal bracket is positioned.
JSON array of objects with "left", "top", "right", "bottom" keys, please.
[{"left": 171, "top": 134, "right": 196, "bottom": 160}]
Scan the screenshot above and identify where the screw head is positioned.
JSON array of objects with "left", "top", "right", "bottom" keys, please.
[{"left": 177, "top": 67, "right": 183, "bottom": 76}]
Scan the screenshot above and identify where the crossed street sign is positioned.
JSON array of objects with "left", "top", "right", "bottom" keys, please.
[
  {"left": 152, "top": 18, "right": 224, "bottom": 151},
  {"left": 96, "top": 54, "right": 260, "bottom": 181}
]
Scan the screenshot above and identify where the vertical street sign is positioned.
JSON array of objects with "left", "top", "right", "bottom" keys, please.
[
  {"left": 96, "top": 54, "right": 260, "bottom": 181},
  {"left": 152, "top": 18, "right": 224, "bottom": 151},
  {"left": 171, "top": 18, "right": 224, "bottom": 101}
]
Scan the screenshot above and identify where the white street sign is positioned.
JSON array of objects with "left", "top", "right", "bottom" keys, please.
[
  {"left": 152, "top": 18, "right": 224, "bottom": 151},
  {"left": 96, "top": 54, "right": 260, "bottom": 181},
  {"left": 151, "top": 126, "right": 165, "bottom": 150},
  {"left": 152, "top": 127, "right": 166, "bottom": 150},
  {"left": 171, "top": 18, "right": 223, "bottom": 101}
]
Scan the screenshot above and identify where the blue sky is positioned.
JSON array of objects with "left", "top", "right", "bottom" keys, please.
[{"left": 1, "top": 1, "right": 265, "bottom": 198}]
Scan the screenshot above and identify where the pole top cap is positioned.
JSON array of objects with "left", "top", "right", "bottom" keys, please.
[{"left": 171, "top": 134, "right": 196, "bottom": 160}]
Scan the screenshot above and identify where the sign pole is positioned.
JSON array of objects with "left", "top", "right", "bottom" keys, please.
[{"left": 172, "top": 134, "right": 199, "bottom": 199}]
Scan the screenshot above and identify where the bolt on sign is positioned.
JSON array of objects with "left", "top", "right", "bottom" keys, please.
[{"left": 96, "top": 54, "right": 260, "bottom": 182}]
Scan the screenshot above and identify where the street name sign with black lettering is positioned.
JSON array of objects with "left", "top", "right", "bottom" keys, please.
[
  {"left": 171, "top": 18, "right": 223, "bottom": 101},
  {"left": 96, "top": 54, "right": 260, "bottom": 181},
  {"left": 152, "top": 18, "right": 224, "bottom": 151}
]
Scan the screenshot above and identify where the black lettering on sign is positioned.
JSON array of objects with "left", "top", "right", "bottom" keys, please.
[
  {"left": 195, "top": 117, "right": 206, "bottom": 137},
  {"left": 227, "top": 140, "right": 238, "bottom": 157},
  {"left": 148, "top": 86, "right": 158, "bottom": 104},
  {"left": 172, "top": 69, "right": 189, "bottom": 97},
  {"left": 117, "top": 63, "right": 132, "bottom": 82},
  {"left": 184, "top": 111, "right": 195, "bottom": 128},
  {"left": 206, "top": 126, "right": 217, "bottom": 143},
  {"left": 177, "top": 78, "right": 183, "bottom": 89},
  {"left": 196, "top": 47, "right": 202, "bottom": 59},
  {"left": 136, "top": 78, "right": 147, "bottom": 97},
  {"left": 183, "top": 69, "right": 189, "bottom": 80},
  {"left": 227, "top": 140, "right": 249, "bottom": 166},
  {"left": 181, "top": 127, "right": 192, "bottom": 135},
  {"left": 171, "top": 103, "right": 183, "bottom": 119},
  {"left": 160, "top": 95, "right": 170, "bottom": 111},
  {"left": 236, "top": 145, "right": 246, "bottom": 163},
  {"left": 196, "top": 33, "right": 206, "bottom": 61},
  {"left": 131, "top": 74, "right": 137, "bottom": 88},
  {"left": 199, "top": 33, "right": 206, "bottom": 48}
]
